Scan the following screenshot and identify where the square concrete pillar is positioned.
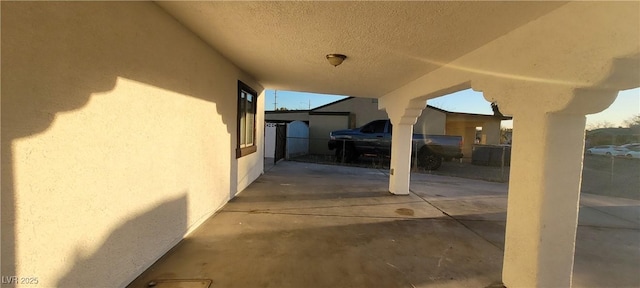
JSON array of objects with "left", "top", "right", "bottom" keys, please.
[
  {"left": 481, "top": 120, "right": 501, "bottom": 145},
  {"left": 389, "top": 123, "right": 413, "bottom": 195},
  {"left": 379, "top": 99, "right": 427, "bottom": 196},
  {"left": 502, "top": 112, "right": 588, "bottom": 287}
]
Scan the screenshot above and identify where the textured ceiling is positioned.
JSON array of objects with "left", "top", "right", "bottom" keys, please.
[{"left": 157, "top": 1, "right": 566, "bottom": 98}]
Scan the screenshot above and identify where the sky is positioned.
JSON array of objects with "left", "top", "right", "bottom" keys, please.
[{"left": 264, "top": 88, "right": 640, "bottom": 129}]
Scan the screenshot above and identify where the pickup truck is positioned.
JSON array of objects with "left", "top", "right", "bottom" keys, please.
[{"left": 327, "top": 119, "right": 463, "bottom": 170}]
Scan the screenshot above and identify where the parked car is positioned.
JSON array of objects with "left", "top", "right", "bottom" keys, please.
[
  {"left": 618, "top": 143, "right": 640, "bottom": 152},
  {"left": 621, "top": 143, "right": 640, "bottom": 147},
  {"left": 621, "top": 146, "right": 640, "bottom": 159},
  {"left": 328, "top": 119, "right": 463, "bottom": 170},
  {"left": 586, "top": 145, "right": 625, "bottom": 156},
  {"left": 607, "top": 143, "right": 640, "bottom": 157}
]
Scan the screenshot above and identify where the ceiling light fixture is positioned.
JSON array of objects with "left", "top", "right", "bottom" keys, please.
[{"left": 326, "top": 54, "right": 347, "bottom": 67}]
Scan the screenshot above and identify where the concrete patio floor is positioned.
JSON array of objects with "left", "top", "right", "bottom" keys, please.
[{"left": 128, "top": 161, "right": 640, "bottom": 288}]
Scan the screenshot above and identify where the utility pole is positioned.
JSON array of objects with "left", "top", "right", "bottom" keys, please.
[{"left": 273, "top": 90, "right": 277, "bottom": 111}]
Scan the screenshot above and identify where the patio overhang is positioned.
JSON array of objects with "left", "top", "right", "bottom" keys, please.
[
  {"left": 158, "top": 2, "right": 639, "bottom": 286},
  {"left": 3, "top": 1, "right": 636, "bottom": 287}
]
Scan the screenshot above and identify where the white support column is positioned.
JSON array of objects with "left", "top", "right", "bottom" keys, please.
[
  {"left": 476, "top": 83, "right": 619, "bottom": 287},
  {"left": 503, "top": 111, "right": 588, "bottom": 287},
  {"left": 389, "top": 123, "right": 413, "bottom": 195},
  {"left": 379, "top": 99, "right": 427, "bottom": 195}
]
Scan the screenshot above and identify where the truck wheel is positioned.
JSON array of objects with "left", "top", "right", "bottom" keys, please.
[{"left": 418, "top": 148, "right": 442, "bottom": 170}]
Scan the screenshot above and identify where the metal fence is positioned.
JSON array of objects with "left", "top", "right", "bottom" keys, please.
[
  {"left": 271, "top": 136, "right": 639, "bottom": 200},
  {"left": 283, "top": 136, "right": 512, "bottom": 183},
  {"left": 581, "top": 154, "right": 640, "bottom": 200}
]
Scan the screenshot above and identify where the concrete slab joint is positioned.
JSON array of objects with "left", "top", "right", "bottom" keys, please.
[
  {"left": 380, "top": 99, "right": 427, "bottom": 195},
  {"left": 473, "top": 81, "right": 621, "bottom": 287}
]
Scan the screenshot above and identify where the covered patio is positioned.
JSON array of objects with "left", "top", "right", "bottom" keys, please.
[
  {"left": 129, "top": 161, "right": 640, "bottom": 288},
  {"left": 3, "top": 2, "right": 638, "bottom": 287}
]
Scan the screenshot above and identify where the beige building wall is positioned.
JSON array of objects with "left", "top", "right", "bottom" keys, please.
[
  {"left": 265, "top": 111, "right": 310, "bottom": 122},
  {"left": 1, "top": 2, "right": 263, "bottom": 287},
  {"left": 314, "top": 98, "right": 388, "bottom": 127},
  {"left": 314, "top": 97, "right": 448, "bottom": 135},
  {"left": 445, "top": 114, "right": 505, "bottom": 158},
  {"left": 481, "top": 120, "right": 502, "bottom": 144},
  {"left": 269, "top": 96, "right": 495, "bottom": 158},
  {"left": 415, "top": 109, "right": 447, "bottom": 135},
  {"left": 309, "top": 114, "right": 351, "bottom": 155},
  {"left": 446, "top": 122, "right": 478, "bottom": 159}
]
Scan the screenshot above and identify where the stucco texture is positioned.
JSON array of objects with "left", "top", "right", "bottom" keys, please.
[
  {"left": 314, "top": 98, "right": 388, "bottom": 127},
  {"left": 415, "top": 109, "right": 447, "bottom": 135},
  {"left": 309, "top": 114, "right": 350, "bottom": 155},
  {"left": 313, "top": 97, "right": 448, "bottom": 135},
  {"left": 1, "top": 2, "right": 263, "bottom": 287}
]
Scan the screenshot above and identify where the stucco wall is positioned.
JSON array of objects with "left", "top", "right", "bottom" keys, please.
[
  {"left": 415, "top": 108, "right": 447, "bottom": 135},
  {"left": 481, "top": 120, "right": 502, "bottom": 144},
  {"left": 314, "top": 98, "right": 388, "bottom": 127},
  {"left": 309, "top": 114, "right": 350, "bottom": 155},
  {"left": 265, "top": 111, "right": 310, "bottom": 122},
  {"left": 1, "top": 2, "right": 263, "bottom": 287},
  {"left": 315, "top": 97, "right": 448, "bottom": 134},
  {"left": 446, "top": 122, "right": 477, "bottom": 159}
]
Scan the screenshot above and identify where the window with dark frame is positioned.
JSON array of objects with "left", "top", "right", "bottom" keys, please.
[{"left": 236, "top": 81, "right": 258, "bottom": 158}]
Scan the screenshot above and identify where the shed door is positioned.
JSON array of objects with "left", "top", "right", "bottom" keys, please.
[{"left": 274, "top": 124, "right": 287, "bottom": 163}]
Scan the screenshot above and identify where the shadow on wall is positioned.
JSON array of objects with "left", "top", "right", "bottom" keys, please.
[
  {"left": 1, "top": 1, "right": 240, "bottom": 282},
  {"left": 2, "top": 1, "right": 238, "bottom": 139},
  {"left": 57, "top": 195, "right": 188, "bottom": 287}
]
